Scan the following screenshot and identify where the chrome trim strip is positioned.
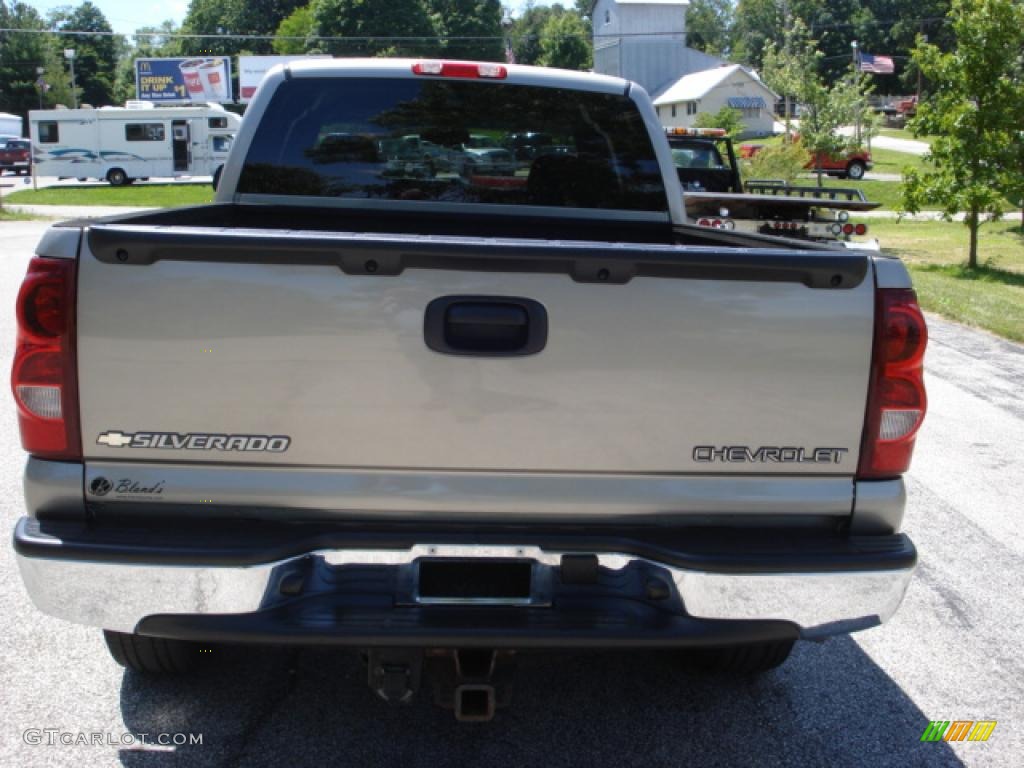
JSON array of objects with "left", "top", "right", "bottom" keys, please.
[
  {"left": 80, "top": 461, "right": 856, "bottom": 522},
  {"left": 17, "top": 543, "right": 914, "bottom": 640},
  {"left": 851, "top": 478, "right": 907, "bottom": 534},
  {"left": 24, "top": 460, "right": 85, "bottom": 520}
]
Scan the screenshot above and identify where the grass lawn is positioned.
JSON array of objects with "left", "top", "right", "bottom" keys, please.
[
  {"left": 5, "top": 183, "right": 214, "bottom": 208},
  {"left": 0, "top": 207, "right": 42, "bottom": 220},
  {"left": 871, "top": 218, "right": 1024, "bottom": 341},
  {"left": 809, "top": 177, "right": 903, "bottom": 209},
  {"left": 867, "top": 147, "right": 930, "bottom": 176}
]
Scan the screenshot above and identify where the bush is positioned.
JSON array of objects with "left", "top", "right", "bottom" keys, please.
[
  {"left": 742, "top": 142, "right": 811, "bottom": 185},
  {"left": 693, "top": 107, "right": 744, "bottom": 139}
]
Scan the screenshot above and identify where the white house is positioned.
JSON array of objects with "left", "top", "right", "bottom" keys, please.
[
  {"left": 653, "top": 64, "right": 779, "bottom": 137},
  {"left": 591, "top": 0, "right": 725, "bottom": 98}
]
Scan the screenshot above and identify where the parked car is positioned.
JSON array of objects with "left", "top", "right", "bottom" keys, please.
[
  {"left": 461, "top": 135, "right": 517, "bottom": 176},
  {"left": 741, "top": 139, "right": 873, "bottom": 180},
  {"left": 0, "top": 137, "right": 32, "bottom": 175}
]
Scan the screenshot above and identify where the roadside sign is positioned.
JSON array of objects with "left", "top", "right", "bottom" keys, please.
[
  {"left": 135, "top": 57, "right": 233, "bottom": 104},
  {"left": 238, "top": 55, "right": 328, "bottom": 103}
]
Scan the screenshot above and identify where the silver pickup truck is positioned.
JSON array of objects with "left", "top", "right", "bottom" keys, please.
[{"left": 12, "top": 59, "right": 926, "bottom": 721}]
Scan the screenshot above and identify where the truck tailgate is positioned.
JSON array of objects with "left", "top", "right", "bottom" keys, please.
[{"left": 76, "top": 226, "right": 874, "bottom": 477}]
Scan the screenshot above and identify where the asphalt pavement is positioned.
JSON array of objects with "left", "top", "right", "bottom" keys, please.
[{"left": 1, "top": 219, "right": 1022, "bottom": 767}]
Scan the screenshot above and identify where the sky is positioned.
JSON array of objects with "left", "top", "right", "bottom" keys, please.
[{"left": 23, "top": 0, "right": 543, "bottom": 36}]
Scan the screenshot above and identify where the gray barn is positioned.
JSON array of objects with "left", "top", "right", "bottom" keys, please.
[{"left": 592, "top": 0, "right": 725, "bottom": 98}]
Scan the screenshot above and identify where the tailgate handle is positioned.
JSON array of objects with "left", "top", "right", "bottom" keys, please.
[{"left": 425, "top": 296, "right": 548, "bottom": 357}]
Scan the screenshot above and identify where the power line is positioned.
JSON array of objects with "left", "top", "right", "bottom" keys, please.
[{"left": 0, "top": 17, "right": 952, "bottom": 43}]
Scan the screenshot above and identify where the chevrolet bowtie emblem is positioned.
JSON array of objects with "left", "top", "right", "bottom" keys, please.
[{"left": 96, "top": 431, "right": 133, "bottom": 447}]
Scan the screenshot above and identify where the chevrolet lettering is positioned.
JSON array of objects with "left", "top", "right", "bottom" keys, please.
[{"left": 693, "top": 446, "right": 849, "bottom": 464}]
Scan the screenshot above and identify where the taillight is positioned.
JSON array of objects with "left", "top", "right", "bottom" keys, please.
[
  {"left": 412, "top": 61, "right": 507, "bottom": 79},
  {"left": 854, "top": 223, "right": 868, "bottom": 236},
  {"left": 11, "top": 257, "right": 81, "bottom": 460},
  {"left": 857, "top": 288, "right": 927, "bottom": 478}
]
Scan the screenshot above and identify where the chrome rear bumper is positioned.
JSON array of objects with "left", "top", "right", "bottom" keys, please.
[{"left": 14, "top": 517, "right": 915, "bottom": 642}]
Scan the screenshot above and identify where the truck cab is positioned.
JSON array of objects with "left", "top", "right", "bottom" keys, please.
[{"left": 665, "top": 128, "right": 742, "bottom": 193}]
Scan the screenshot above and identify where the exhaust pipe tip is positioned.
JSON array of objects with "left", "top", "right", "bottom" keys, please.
[{"left": 454, "top": 684, "right": 496, "bottom": 722}]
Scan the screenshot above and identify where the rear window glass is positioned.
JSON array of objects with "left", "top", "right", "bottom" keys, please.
[
  {"left": 238, "top": 78, "right": 667, "bottom": 212},
  {"left": 670, "top": 143, "right": 726, "bottom": 169}
]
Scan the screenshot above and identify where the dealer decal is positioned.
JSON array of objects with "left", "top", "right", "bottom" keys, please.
[{"left": 96, "top": 431, "right": 291, "bottom": 453}]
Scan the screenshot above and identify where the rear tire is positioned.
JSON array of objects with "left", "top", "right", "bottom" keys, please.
[
  {"left": 682, "top": 639, "right": 795, "bottom": 674},
  {"left": 107, "top": 168, "right": 128, "bottom": 186},
  {"left": 846, "top": 160, "right": 866, "bottom": 180},
  {"left": 103, "top": 630, "right": 199, "bottom": 674}
]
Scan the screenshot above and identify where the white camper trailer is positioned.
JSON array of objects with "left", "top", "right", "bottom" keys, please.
[{"left": 28, "top": 103, "right": 240, "bottom": 186}]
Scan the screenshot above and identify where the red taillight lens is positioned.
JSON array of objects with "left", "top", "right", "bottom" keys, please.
[
  {"left": 412, "top": 61, "right": 507, "bottom": 79},
  {"left": 11, "top": 257, "right": 81, "bottom": 460},
  {"left": 854, "top": 223, "right": 868, "bottom": 236},
  {"left": 857, "top": 288, "right": 927, "bottom": 478},
  {"left": 843, "top": 223, "right": 855, "bottom": 235}
]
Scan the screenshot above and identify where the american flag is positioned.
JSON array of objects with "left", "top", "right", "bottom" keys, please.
[{"left": 858, "top": 53, "right": 895, "bottom": 75}]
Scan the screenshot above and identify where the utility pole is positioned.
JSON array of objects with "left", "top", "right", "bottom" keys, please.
[
  {"left": 36, "top": 67, "right": 45, "bottom": 110},
  {"left": 64, "top": 49, "right": 77, "bottom": 109},
  {"left": 851, "top": 40, "right": 861, "bottom": 145}
]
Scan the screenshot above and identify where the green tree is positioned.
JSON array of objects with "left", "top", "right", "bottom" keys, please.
[
  {"left": 743, "top": 142, "right": 812, "bottom": 184},
  {"left": 901, "top": 0, "right": 1024, "bottom": 267},
  {"left": 311, "top": 0, "right": 435, "bottom": 57},
  {"left": 508, "top": 2, "right": 558, "bottom": 66},
  {"left": 760, "top": 18, "right": 859, "bottom": 186},
  {"left": 113, "top": 20, "right": 182, "bottom": 104},
  {"left": 538, "top": 8, "right": 591, "bottom": 70},
  {"left": 685, "top": 0, "right": 733, "bottom": 56},
  {"left": 693, "top": 106, "right": 744, "bottom": 139},
  {"left": 40, "top": 44, "right": 75, "bottom": 109},
  {"left": 274, "top": 5, "right": 316, "bottom": 54},
  {"left": 0, "top": 1, "right": 49, "bottom": 123},
  {"left": 761, "top": 18, "right": 818, "bottom": 140},
  {"left": 799, "top": 75, "right": 861, "bottom": 186},
  {"left": 181, "top": 0, "right": 308, "bottom": 57},
  {"left": 427, "top": 0, "right": 504, "bottom": 61},
  {"left": 572, "top": 0, "right": 592, "bottom": 22},
  {"left": 730, "top": 0, "right": 783, "bottom": 70},
  {"left": 48, "top": 2, "right": 120, "bottom": 107},
  {"left": 1006, "top": 132, "right": 1024, "bottom": 230}
]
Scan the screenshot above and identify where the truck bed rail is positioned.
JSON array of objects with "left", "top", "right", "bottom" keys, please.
[{"left": 745, "top": 180, "right": 868, "bottom": 203}]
